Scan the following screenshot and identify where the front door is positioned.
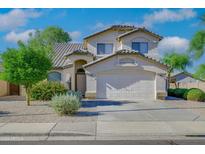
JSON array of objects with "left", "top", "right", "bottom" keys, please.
[
  {"left": 76, "top": 73, "right": 86, "bottom": 96},
  {"left": 9, "top": 83, "right": 19, "bottom": 95},
  {"left": 76, "top": 69, "right": 86, "bottom": 96}
]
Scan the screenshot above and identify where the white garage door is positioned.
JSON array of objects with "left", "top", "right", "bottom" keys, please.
[{"left": 97, "top": 69, "right": 156, "bottom": 100}]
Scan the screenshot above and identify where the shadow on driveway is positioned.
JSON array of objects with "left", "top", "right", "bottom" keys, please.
[
  {"left": 76, "top": 111, "right": 100, "bottom": 116},
  {"left": 81, "top": 100, "right": 125, "bottom": 108},
  {"left": 0, "top": 111, "right": 10, "bottom": 117}
]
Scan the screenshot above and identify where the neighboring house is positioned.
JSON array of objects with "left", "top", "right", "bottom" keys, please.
[
  {"left": 0, "top": 25, "right": 168, "bottom": 100},
  {"left": 171, "top": 72, "right": 201, "bottom": 84},
  {"left": 170, "top": 72, "right": 205, "bottom": 90}
]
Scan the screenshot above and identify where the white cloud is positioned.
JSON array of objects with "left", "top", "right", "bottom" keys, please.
[
  {"left": 157, "top": 36, "right": 190, "bottom": 56},
  {"left": 142, "top": 9, "right": 197, "bottom": 27},
  {"left": 0, "top": 9, "right": 42, "bottom": 31},
  {"left": 90, "top": 9, "right": 197, "bottom": 32},
  {"left": 68, "top": 31, "right": 81, "bottom": 41},
  {"left": 5, "top": 29, "right": 35, "bottom": 43}
]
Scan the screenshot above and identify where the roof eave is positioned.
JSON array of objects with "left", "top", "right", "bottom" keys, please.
[
  {"left": 83, "top": 27, "right": 113, "bottom": 40},
  {"left": 117, "top": 28, "right": 163, "bottom": 41}
]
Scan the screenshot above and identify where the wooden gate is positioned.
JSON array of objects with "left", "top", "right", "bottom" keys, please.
[{"left": 9, "top": 83, "right": 19, "bottom": 95}]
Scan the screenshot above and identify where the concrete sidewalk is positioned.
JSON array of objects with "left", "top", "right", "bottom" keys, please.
[{"left": 1, "top": 121, "right": 205, "bottom": 141}]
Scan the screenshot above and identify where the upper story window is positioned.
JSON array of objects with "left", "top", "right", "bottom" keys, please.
[
  {"left": 97, "top": 43, "right": 113, "bottom": 55},
  {"left": 132, "top": 42, "right": 148, "bottom": 54},
  {"left": 48, "top": 72, "right": 61, "bottom": 82}
]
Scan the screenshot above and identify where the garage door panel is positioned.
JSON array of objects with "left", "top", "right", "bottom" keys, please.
[{"left": 97, "top": 70, "right": 155, "bottom": 100}]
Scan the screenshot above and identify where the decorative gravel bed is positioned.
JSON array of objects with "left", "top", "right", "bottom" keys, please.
[{"left": 0, "top": 96, "right": 97, "bottom": 123}]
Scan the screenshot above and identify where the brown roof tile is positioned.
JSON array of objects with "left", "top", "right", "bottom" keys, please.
[{"left": 52, "top": 43, "right": 83, "bottom": 68}]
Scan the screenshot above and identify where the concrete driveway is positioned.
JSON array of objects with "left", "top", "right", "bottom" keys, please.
[
  {"left": 83, "top": 100, "right": 205, "bottom": 140},
  {"left": 84, "top": 99, "right": 205, "bottom": 122},
  {"left": 1, "top": 97, "right": 205, "bottom": 142}
]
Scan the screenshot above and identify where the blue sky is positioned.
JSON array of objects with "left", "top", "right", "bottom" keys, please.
[{"left": 0, "top": 8, "right": 205, "bottom": 72}]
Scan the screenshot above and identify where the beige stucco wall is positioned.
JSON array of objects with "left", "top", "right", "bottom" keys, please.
[
  {"left": 120, "top": 31, "right": 160, "bottom": 60},
  {"left": 85, "top": 30, "right": 161, "bottom": 60},
  {"left": 0, "top": 80, "right": 9, "bottom": 96},
  {"left": 86, "top": 29, "right": 122, "bottom": 57},
  {"left": 50, "top": 54, "right": 94, "bottom": 91},
  {"left": 85, "top": 54, "right": 167, "bottom": 99},
  {"left": 155, "top": 74, "right": 167, "bottom": 95},
  {"left": 86, "top": 55, "right": 167, "bottom": 75}
]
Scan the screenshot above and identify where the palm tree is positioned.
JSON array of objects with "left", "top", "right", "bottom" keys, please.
[
  {"left": 189, "top": 14, "right": 205, "bottom": 79},
  {"left": 189, "top": 30, "right": 205, "bottom": 59},
  {"left": 162, "top": 52, "right": 191, "bottom": 88}
]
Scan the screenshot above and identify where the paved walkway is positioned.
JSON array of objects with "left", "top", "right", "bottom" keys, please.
[
  {"left": 1, "top": 98, "right": 205, "bottom": 142},
  {"left": 1, "top": 121, "right": 205, "bottom": 141}
]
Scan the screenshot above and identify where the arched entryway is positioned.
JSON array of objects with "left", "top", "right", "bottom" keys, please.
[{"left": 74, "top": 60, "right": 87, "bottom": 96}]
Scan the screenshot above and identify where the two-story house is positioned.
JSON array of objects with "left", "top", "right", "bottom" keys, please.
[
  {"left": 0, "top": 25, "right": 168, "bottom": 100},
  {"left": 50, "top": 25, "right": 168, "bottom": 100}
]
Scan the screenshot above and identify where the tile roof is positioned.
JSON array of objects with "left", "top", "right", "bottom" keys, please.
[
  {"left": 110, "top": 25, "right": 136, "bottom": 30},
  {"left": 65, "top": 48, "right": 94, "bottom": 57},
  {"left": 116, "top": 49, "right": 167, "bottom": 66},
  {"left": 52, "top": 43, "right": 83, "bottom": 68},
  {"left": 84, "top": 49, "right": 168, "bottom": 68}
]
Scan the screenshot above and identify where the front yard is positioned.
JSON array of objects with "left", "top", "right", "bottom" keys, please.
[
  {"left": 1, "top": 96, "right": 205, "bottom": 123},
  {"left": 0, "top": 96, "right": 97, "bottom": 123}
]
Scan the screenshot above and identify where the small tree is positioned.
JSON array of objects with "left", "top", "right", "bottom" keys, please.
[
  {"left": 0, "top": 26, "right": 71, "bottom": 106},
  {"left": 29, "top": 26, "right": 72, "bottom": 50},
  {"left": 189, "top": 30, "right": 205, "bottom": 59},
  {"left": 162, "top": 52, "right": 191, "bottom": 88},
  {"left": 0, "top": 42, "right": 52, "bottom": 106}
]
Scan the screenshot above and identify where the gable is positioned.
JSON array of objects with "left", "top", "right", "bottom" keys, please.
[
  {"left": 84, "top": 25, "right": 135, "bottom": 41},
  {"left": 117, "top": 28, "right": 162, "bottom": 41},
  {"left": 122, "top": 31, "right": 160, "bottom": 42},
  {"left": 84, "top": 29, "right": 124, "bottom": 54},
  {"left": 84, "top": 51, "right": 167, "bottom": 75}
]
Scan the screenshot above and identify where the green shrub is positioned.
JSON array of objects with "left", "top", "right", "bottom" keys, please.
[
  {"left": 173, "top": 88, "right": 188, "bottom": 98},
  {"left": 168, "top": 88, "right": 175, "bottom": 96},
  {"left": 51, "top": 94, "right": 81, "bottom": 115},
  {"left": 183, "top": 89, "right": 190, "bottom": 100},
  {"left": 186, "top": 88, "right": 205, "bottom": 102},
  {"left": 31, "top": 81, "right": 67, "bottom": 101}
]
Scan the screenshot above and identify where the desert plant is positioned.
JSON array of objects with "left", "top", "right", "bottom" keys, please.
[
  {"left": 186, "top": 88, "right": 205, "bottom": 102},
  {"left": 31, "top": 81, "right": 67, "bottom": 101},
  {"left": 51, "top": 94, "right": 81, "bottom": 115},
  {"left": 67, "top": 90, "right": 82, "bottom": 100}
]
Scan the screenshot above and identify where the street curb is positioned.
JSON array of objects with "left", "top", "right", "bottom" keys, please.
[
  {"left": 1, "top": 133, "right": 205, "bottom": 138},
  {"left": 0, "top": 132, "right": 94, "bottom": 137}
]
